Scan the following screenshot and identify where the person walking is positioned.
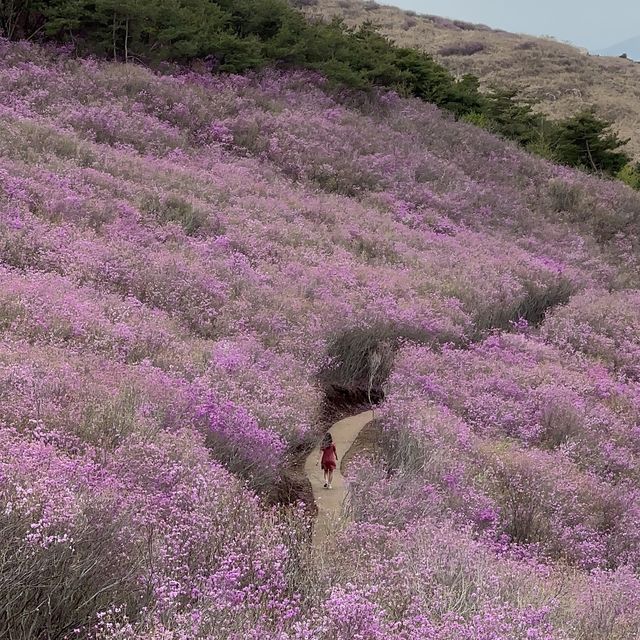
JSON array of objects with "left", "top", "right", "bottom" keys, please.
[{"left": 318, "top": 432, "right": 337, "bottom": 489}]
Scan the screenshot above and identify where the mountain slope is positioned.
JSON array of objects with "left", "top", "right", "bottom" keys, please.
[
  {"left": 304, "top": 0, "right": 640, "bottom": 159},
  {"left": 597, "top": 35, "right": 640, "bottom": 60},
  {"left": 2, "top": 39, "right": 640, "bottom": 638}
]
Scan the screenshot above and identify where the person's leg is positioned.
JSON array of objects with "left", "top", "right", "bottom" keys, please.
[
  {"left": 323, "top": 467, "right": 328, "bottom": 487},
  {"left": 328, "top": 469, "right": 333, "bottom": 488}
]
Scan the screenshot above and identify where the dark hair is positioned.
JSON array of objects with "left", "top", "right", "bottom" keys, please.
[{"left": 322, "top": 432, "right": 333, "bottom": 446}]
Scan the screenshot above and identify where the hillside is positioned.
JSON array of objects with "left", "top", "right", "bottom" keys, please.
[
  {"left": 304, "top": 0, "right": 640, "bottom": 159},
  {"left": 2, "top": 38, "right": 640, "bottom": 638}
]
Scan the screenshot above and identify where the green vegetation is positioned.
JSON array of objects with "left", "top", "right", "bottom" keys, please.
[
  {"left": 619, "top": 162, "right": 640, "bottom": 190},
  {"left": 466, "top": 93, "right": 631, "bottom": 178},
  {"left": 468, "top": 88, "right": 545, "bottom": 147},
  {"left": 2, "top": 0, "right": 634, "bottom": 181},
  {"left": 550, "top": 110, "right": 630, "bottom": 175}
]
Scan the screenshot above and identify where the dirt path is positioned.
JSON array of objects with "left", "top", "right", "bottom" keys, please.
[{"left": 304, "top": 410, "right": 374, "bottom": 547}]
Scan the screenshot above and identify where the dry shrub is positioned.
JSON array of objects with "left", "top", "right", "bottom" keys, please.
[
  {"left": 382, "top": 406, "right": 464, "bottom": 478},
  {"left": 439, "top": 42, "right": 486, "bottom": 57},
  {"left": 538, "top": 398, "right": 582, "bottom": 449},
  {"left": 309, "top": 164, "right": 379, "bottom": 196},
  {"left": 0, "top": 226, "right": 42, "bottom": 270},
  {"left": 402, "top": 17, "right": 417, "bottom": 30},
  {"left": 473, "top": 279, "right": 574, "bottom": 336},
  {"left": 321, "top": 324, "right": 395, "bottom": 397},
  {"left": 230, "top": 121, "right": 269, "bottom": 155},
  {"left": 485, "top": 451, "right": 551, "bottom": 544},
  {"left": 547, "top": 179, "right": 584, "bottom": 213},
  {"left": 424, "top": 15, "right": 459, "bottom": 30},
  {"left": 141, "top": 193, "right": 210, "bottom": 236},
  {"left": 569, "top": 568, "right": 640, "bottom": 640},
  {"left": 383, "top": 425, "right": 429, "bottom": 474},
  {"left": 0, "top": 510, "right": 148, "bottom": 639},
  {"left": 0, "top": 297, "right": 23, "bottom": 332},
  {"left": 547, "top": 180, "right": 640, "bottom": 245},
  {"left": 453, "top": 20, "right": 480, "bottom": 31},
  {"left": 80, "top": 386, "right": 141, "bottom": 449},
  {"left": 353, "top": 236, "right": 400, "bottom": 264},
  {"left": 321, "top": 323, "right": 444, "bottom": 399},
  {"left": 592, "top": 190, "right": 640, "bottom": 242},
  {"left": 515, "top": 41, "right": 538, "bottom": 51},
  {"left": 0, "top": 120, "right": 96, "bottom": 167},
  {"left": 414, "top": 161, "right": 441, "bottom": 183}
]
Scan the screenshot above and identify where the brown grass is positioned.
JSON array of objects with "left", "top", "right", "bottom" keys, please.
[{"left": 304, "top": 0, "right": 640, "bottom": 159}]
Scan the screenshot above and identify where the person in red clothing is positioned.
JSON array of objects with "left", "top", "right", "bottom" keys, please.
[{"left": 317, "top": 432, "right": 337, "bottom": 489}]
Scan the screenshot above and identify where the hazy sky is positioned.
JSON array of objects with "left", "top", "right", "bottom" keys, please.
[{"left": 385, "top": 1, "right": 640, "bottom": 50}]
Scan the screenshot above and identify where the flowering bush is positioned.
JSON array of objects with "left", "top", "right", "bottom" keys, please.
[
  {"left": 542, "top": 289, "right": 640, "bottom": 378},
  {"left": 379, "top": 336, "right": 640, "bottom": 571},
  {"left": 1, "top": 39, "right": 640, "bottom": 638}
]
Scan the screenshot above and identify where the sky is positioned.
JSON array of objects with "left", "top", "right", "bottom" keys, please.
[{"left": 385, "top": 1, "right": 640, "bottom": 50}]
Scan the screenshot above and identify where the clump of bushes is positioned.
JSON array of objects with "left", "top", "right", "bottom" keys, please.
[
  {"left": 141, "top": 193, "right": 209, "bottom": 235},
  {"left": 453, "top": 19, "right": 484, "bottom": 31},
  {"left": 546, "top": 178, "right": 640, "bottom": 243},
  {"left": 402, "top": 17, "right": 418, "bottom": 30},
  {"left": 438, "top": 41, "right": 486, "bottom": 56},
  {"left": 619, "top": 161, "right": 640, "bottom": 190},
  {"left": 0, "top": 509, "right": 149, "bottom": 640},
  {"left": 423, "top": 15, "right": 459, "bottom": 29},
  {"left": 320, "top": 323, "right": 445, "bottom": 401},
  {"left": 515, "top": 40, "right": 537, "bottom": 50},
  {"left": 4, "top": 1, "right": 488, "bottom": 115},
  {"left": 547, "top": 179, "right": 583, "bottom": 213},
  {"left": 469, "top": 97, "right": 631, "bottom": 178},
  {"left": 473, "top": 279, "right": 574, "bottom": 336},
  {"left": 321, "top": 324, "right": 395, "bottom": 399},
  {"left": 550, "top": 109, "right": 630, "bottom": 175}
]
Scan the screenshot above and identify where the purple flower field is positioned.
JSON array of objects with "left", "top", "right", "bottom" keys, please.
[{"left": 2, "top": 38, "right": 640, "bottom": 638}]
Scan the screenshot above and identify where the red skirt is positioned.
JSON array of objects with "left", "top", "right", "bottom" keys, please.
[{"left": 321, "top": 444, "right": 337, "bottom": 471}]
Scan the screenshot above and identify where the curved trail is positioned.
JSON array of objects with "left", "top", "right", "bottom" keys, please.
[{"left": 304, "top": 410, "right": 374, "bottom": 547}]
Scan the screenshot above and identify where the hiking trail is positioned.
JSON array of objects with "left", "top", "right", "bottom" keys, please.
[{"left": 304, "top": 410, "right": 374, "bottom": 547}]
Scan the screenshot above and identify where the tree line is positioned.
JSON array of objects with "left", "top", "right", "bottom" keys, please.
[{"left": 2, "top": 0, "right": 638, "bottom": 182}]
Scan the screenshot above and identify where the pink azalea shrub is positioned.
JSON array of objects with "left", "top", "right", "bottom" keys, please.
[
  {"left": 1, "top": 38, "right": 640, "bottom": 638},
  {"left": 542, "top": 289, "right": 640, "bottom": 378},
  {"left": 379, "top": 336, "right": 640, "bottom": 569},
  {"left": 0, "top": 425, "right": 309, "bottom": 638}
]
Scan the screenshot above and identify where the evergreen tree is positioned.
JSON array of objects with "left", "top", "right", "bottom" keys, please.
[
  {"left": 551, "top": 109, "right": 630, "bottom": 176},
  {"left": 41, "top": 0, "right": 230, "bottom": 62},
  {"left": 0, "top": 0, "right": 46, "bottom": 40},
  {"left": 482, "top": 88, "right": 543, "bottom": 146}
]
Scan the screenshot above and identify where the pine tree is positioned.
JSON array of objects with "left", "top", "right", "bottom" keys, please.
[{"left": 551, "top": 109, "right": 630, "bottom": 176}]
